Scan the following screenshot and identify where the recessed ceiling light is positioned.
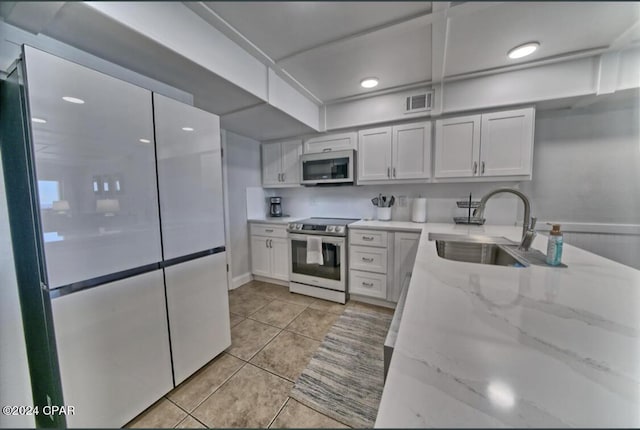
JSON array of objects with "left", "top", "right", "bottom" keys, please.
[
  {"left": 62, "top": 96, "right": 85, "bottom": 104},
  {"left": 360, "top": 78, "right": 379, "bottom": 89},
  {"left": 507, "top": 42, "right": 539, "bottom": 59},
  {"left": 139, "top": 138, "right": 151, "bottom": 143},
  {"left": 181, "top": 127, "right": 194, "bottom": 132},
  {"left": 32, "top": 117, "right": 47, "bottom": 123}
]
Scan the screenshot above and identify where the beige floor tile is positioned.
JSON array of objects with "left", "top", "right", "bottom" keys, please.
[
  {"left": 285, "top": 308, "right": 340, "bottom": 341},
  {"left": 167, "top": 353, "right": 244, "bottom": 412},
  {"left": 270, "top": 398, "right": 349, "bottom": 428},
  {"left": 226, "top": 318, "right": 281, "bottom": 360},
  {"left": 249, "top": 299, "right": 307, "bottom": 328},
  {"left": 192, "top": 364, "right": 292, "bottom": 428},
  {"left": 228, "top": 290, "right": 273, "bottom": 316},
  {"left": 175, "top": 415, "right": 205, "bottom": 428},
  {"left": 347, "top": 300, "right": 395, "bottom": 316},
  {"left": 309, "top": 298, "right": 348, "bottom": 315},
  {"left": 255, "top": 282, "right": 317, "bottom": 306},
  {"left": 250, "top": 331, "right": 320, "bottom": 381},
  {"left": 229, "top": 312, "right": 245, "bottom": 328},
  {"left": 126, "top": 398, "right": 186, "bottom": 428}
]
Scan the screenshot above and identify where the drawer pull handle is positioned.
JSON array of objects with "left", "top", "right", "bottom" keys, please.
[
  {"left": 362, "top": 236, "right": 374, "bottom": 241},
  {"left": 265, "top": 229, "right": 274, "bottom": 233},
  {"left": 361, "top": 257, "right": 374, "bottom": 262},
  {"left": 323, "top": 148, "right": 332, "bottom": 152},
  {"left": 362, "top": 281, "right": 374, "bottom": 287}
]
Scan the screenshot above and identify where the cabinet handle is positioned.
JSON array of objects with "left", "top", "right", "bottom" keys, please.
[
  {"left": 265, "top": 229, "right": 274, "bottom": 233},
  {"left": 393, "top": 167, "right": 396, "bottom": 178},
  {"left": 282, "top": 173, "right": 286, "bottom": 182},
  {"left": 362, "top": 236, "right": 374, "bottom": 241},
  {"left": 362, "top": 281, "right": 374, "bottom": 287},
  {"left": 269, "top": 239, "right": 273, "bottom": 248},
  {"left": 266, "top": 238, "right": 269, "bottom": 248},
  {"left": 323, "top": 148, "right": 332, "bottom": 152},
  {"left": 481, "top": 161, "right": 485, "bottom": 174},
  {"left": 361, "top": 257, "right": 374, "bottom": 262},
  {"left": 473, "top": 161, "right": 478, "bottom": 175},
  {"left": 387, "top": 167, "right": 391, "bottom": 178}
]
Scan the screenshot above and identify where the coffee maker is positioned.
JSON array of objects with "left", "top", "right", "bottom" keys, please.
[{"left": 269, "top": 197, "right": 283, "bottom": 217}]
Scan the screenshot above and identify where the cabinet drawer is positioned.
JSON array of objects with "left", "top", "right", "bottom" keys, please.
[
  {"left": 349, "top": 270, "right": 387, "bottom": 299},
  {"left": 250, "top": 223, "right": 287, "bottom": 238},
  {"left": 349, "top": 229, "right": 388, "bottom": 247},
  {"left": 349, "top": 245, "right": 387, "bottom": 273}
]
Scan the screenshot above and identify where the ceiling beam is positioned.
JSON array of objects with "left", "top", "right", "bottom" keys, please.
[
  {"left": 3, "top": 1, "right": 65, "bottom": 35},
  {"left": 609, "top": 20, "right": 640, "bottom": 50}
]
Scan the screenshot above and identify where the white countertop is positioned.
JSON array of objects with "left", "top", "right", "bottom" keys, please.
[
  {"left": 247, "top": 217, "right": 303, "bottom": 225},
  {"left": 370, "top": 222, "right": 640, "bottom": 428}
]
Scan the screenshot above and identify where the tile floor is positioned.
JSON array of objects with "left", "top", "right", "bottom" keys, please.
[{"left": 126, "top": 280, "right": 393, "bottom": 429}]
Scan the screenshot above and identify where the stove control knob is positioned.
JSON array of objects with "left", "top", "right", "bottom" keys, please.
[
  {"left": 335, "top": 226, "right": 344, "bottom": 234},
  {"left": 327, "top": 226, "right": 335, "bottom": 232},
  {"left": 297, "top": 224, "right": 303, "bottom": 230}
]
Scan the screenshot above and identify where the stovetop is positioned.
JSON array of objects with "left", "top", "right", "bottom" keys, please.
[{"left": 287, "top": 217, "right": 359, "bottom": 236}]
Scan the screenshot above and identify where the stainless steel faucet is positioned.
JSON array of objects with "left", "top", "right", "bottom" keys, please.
[{"left": 473, "top": 187, "right": 537, "bottom": 251}]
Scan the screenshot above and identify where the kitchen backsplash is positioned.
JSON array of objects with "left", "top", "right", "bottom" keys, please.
[{"left": 255, "top": 182, "right": 522, "bottom": 225}]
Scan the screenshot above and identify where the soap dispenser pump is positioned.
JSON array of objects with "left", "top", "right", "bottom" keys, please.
[{"left": 546, "top": 224, "right": 564, "bottom": 266}]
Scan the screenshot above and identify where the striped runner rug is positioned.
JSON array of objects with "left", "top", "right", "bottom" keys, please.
[{"left": 290, "top": 307, "right": 393, "bottom": 428}]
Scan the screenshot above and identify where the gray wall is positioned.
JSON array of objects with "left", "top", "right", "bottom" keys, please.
[
  {"left": 522, "top": 102, "right": 640, "bottom": 224},
  {"left": 224, "top": 130, "right": 262, "bottom": 282}
]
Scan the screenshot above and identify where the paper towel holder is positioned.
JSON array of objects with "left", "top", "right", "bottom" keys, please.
[{"left": 411, "top": 197, "right": 427, "bottom": 223}]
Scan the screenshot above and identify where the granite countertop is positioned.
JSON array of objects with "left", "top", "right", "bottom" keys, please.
[
  {"left": 247, "top": 217, "right": 303, "bottom": 225},
  {"left": 370, "top": 222, "right": 640, "bottom": 428}
]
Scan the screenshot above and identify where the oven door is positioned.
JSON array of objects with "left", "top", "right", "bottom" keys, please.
[
  {"left": 300, "top": 150, "right": 354, "bottom": 185},
  {"left": 289, "top": 234, "right": 346, "bottom": 291}
]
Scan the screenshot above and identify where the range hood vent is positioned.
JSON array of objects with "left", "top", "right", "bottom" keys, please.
[{"left": 405, "top": 91, "right": 433, "bottom": 113}]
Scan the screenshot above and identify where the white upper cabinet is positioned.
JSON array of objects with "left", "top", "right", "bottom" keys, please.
[
  {"left": 434, "top": 107, "right": 534, "bottom": 180},
  {"left": 303, "top": 132, "right": 357, "bottom": 154},
  {"left": 261, "top": 139, "right": 302, "bottom": 187},
  {"left": 358, "top": 127, "right": 392, "bottom": 181},
  {"left": 480, "top": 108, "right": 534, "bottom": 177},
  {"left": 153, "top": 93, "right": 224, "bottom": 259},
  {"left": 435, "top": 115, "right": 481, "bottom": 178},
  {"left": 358, "top": 121, "right": 431, "bottom": 184},
  {"left": 392, "top": 122, "right": 431, "bottom": 180}
]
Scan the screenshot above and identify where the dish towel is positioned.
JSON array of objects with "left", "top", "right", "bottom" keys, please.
[{"left": 306, "top": 236, "right": 324, "bottom": 265}]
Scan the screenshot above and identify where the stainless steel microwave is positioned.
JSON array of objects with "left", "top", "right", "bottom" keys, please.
[{"left": 300, "top": 149, "right": 355, "bottom": 185}]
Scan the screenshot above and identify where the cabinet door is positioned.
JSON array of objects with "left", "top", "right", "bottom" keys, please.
[
  {"left": 164, "top": 253, "right": 230, "bottom": 385},
  {"left": 480, "top": 108, "right": 534, "bottom": 177},
  {"left": 304, "top": 132, "right": 356, "bottom": 154},
  {"left": 281, "top": 140, "right": 302, "bottom": 185},
  {"left": 392, "top": 122, "right": 431, "bottom": 180},
  {"left": 251, "top": 235, "right": 271, "bottom": 277},
  {"left": 262, "top": 142, "right": 282, "bottom": 186},
  {"left": 391, "top": 233, "right": 420, "bottom": 302},
  {"left": 154, "top": 93, "right": 224, "bottom": 259},
  {"left": 434, "top": 115, "right": 481, "bottom": 178},
  {"left": 269, "top": 237, "right": 290, "bottom": 281},
  {"left": 357, "top": 127, "right": 392, "bottom": 182},
  {"left": 51, "top": 271, "right": 173, "bottom": 428}
]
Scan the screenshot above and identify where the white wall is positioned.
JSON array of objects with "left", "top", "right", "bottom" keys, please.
[
  {"left": 271, "top": 182, "right": 520, "bottom": 225},
  {"left": 224, "top": 130, "right": 262, "bottom": 285},
  {"left": 521, "top": 100, "right": 640, "bottom": 269},
  {"left": 0, "top": 149, "right": 34, "bottom": 428}
]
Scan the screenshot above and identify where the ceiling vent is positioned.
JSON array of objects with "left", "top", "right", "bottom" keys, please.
[{"left": 404, "top": 91, "right": 433, "bottom": 114}]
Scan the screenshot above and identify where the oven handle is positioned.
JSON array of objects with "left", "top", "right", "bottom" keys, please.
[{"left": 288, "top": 234, "right": 345, "bottom": 245}]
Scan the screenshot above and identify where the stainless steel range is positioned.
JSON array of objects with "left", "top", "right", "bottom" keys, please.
[{"left": 287, "top": 218, "right": 358, "bottom": 304}]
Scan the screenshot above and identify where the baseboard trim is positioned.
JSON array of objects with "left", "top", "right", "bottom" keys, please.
[
  {"left": 231, "top": 273, "right": 253, "bottom": 289},
  {"left": 253, "top": 275, "right": 289, "bottom": 287}
]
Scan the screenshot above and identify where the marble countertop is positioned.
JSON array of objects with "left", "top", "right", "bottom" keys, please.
[
  {"left": 373, "top": 223, "right": 640, "bottom": 428},
  {"left": 247, "top": 217, "right": 303, "bottom": 225}
]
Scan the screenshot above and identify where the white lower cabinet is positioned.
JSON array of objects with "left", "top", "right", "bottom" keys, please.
[
  {"left": 348, "top": 229, "right": 419, "bottom": 303},
  {"left": 51, "top": 271, "right": 173, "bottom": 428},
  {"left": 164, "top": 253, "right": 231, "bottom": 385},
  {"left": 250, "top": 223, "right": 289, "bottom": 281}
]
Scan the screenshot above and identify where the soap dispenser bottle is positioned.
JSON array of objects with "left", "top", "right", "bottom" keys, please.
[{"left": 546, "top": 224, "right": 563, "bottom": 266}]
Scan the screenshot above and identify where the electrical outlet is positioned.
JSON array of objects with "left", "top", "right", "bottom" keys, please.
[{"left": 398, "top": 195, "right": 408, "bottom": 207}]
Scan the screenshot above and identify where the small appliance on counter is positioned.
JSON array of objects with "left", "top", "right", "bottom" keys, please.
[{"left": 269, "top": 196, "right": 283, "bottom": 217}]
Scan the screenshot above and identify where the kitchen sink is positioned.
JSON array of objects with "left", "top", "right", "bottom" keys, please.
[{"left": 429, "top": 233, "right": 528, "bottom": 267}]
